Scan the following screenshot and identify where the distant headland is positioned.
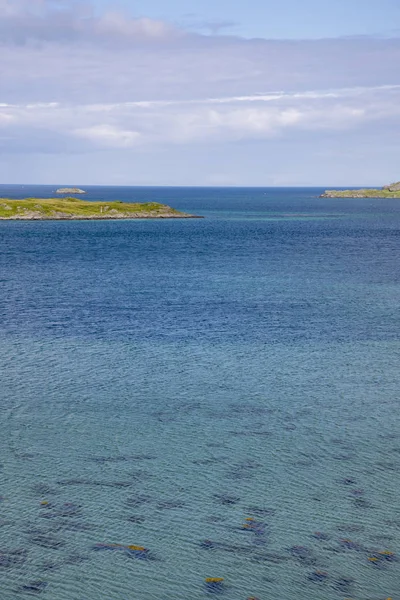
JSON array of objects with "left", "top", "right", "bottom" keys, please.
[
  {"left": 56, "top": 188, "right": 86, "bottom": 194},
  {"left": 321, "top": 181, "right": 400, "bottom": 198},
  {"left": 0, "top": 197, "right": 201, "bottom": 220}
]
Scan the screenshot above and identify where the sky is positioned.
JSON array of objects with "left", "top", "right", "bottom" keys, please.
[
  {"left": 95, "top": 0, "right": 400, "bottom": 39},
  {"left": 0, "top": 0, "right": 400, "bottom": 186}
]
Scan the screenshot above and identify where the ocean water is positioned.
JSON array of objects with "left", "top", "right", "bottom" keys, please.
[{"left": 0, "top": 185, "right": 399, "bottom": 600}]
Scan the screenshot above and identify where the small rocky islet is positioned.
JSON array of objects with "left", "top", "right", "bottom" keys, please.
[
  {"left": 0, "top": 197, "right": 201, "bottom": 220},
  {"left": 56, "top": 187, "right": 86, "bottom": 194},
  {"left": 321, "top": 180, "right": 400, "bottom": 198}
]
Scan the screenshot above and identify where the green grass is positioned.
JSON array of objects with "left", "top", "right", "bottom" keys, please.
[
  {"left": 322, "top": 189, "right": 400, "bottom": 198},
  {"left": 0, "top": 198, "right": 192, "bottom": 219}
]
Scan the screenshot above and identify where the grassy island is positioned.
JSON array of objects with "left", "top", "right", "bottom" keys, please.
[
  {"left": 321, "top": 181, "right": 400, "bottom": 198},
  {"left": 0, "top": 197, "right": 200, "bottom": 220}
]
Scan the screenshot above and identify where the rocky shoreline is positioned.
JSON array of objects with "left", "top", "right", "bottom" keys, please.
[{"left": 0, "top": 213, "right": 202, "bottom": 220}]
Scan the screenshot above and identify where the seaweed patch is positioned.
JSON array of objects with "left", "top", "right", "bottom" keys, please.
[
  {"left": 0, "top": 549, "right": 27, "bottom": 568},
  {"left": 92, "top": 543, "right": 152, "bottom": 559},
  {"left": 311, "top": 531, "right": 330, "bottom": 541},
  {"left": 88, "top": 456, "right": 128, "bottom": 463},
  {"left": 339, "top": 538, "right": 364, "bottom": 551},
  {"left": 241, "top": 518, "right": 266, "bottom": 534},
  {"left": 287, "top": 546, "right": 316, "bottom": 565},
  {"left": 338, "top": 477, "right": 357, "bottom": 486},
  {"left": 241, "top": 518, "right": 268, "bottom": 546},
  {"left": 19, "top": 580, "right": 48, "bottom": 594},
  {"left": 214, "top": 494, "right": 240, "bottom": 506},
  {"left": 205, "top": 577, "right": 225, "bottom": 594},
  {"left": 367, "top": 550, "right": 397, "bottom": 566},
  {"left": 127, "top": 515, "right": 146, "bottom": 524},
  {"left": 40, "top": 502, "right": 83, "bottom": 519},
  {"left": 29, "top": 533, "right": 66, "bottom": 550},
  {"left": 332, "top": 576, "right": 355, "bottom": 594},
  {"left": 352, "top": 497, "right": 373, "bottom": 509},
  {"left": 349, "top": 488, "right": 365, "bottom": 496}
]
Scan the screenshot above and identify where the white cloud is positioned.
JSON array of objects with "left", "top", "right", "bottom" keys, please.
[
  {"left": 94, "top": 13, "right": 177, "bottom": 40},
  {"left": 0, "top": 84, "right": 399, "bottom": 152},
  {"left": 0, "top": 0, "right": 182, "bottom": 44},
  {"left": 1, "top": 0, "right": 400, "bottom": 184},
  {"left": 1, "top": 1, "right": 400, "bottom": 108}
]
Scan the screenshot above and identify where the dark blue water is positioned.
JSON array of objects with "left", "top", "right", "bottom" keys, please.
[{"left": 0, "top": 185, "right": 399, "bottom": 600}]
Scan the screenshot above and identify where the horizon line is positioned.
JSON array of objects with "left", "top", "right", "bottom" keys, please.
[{"left": 0, "top": 183, "right": 385, "bottom": 189}]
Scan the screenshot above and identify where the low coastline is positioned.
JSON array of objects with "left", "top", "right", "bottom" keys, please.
[
  {"left": 0, "top": 197, "right": 202, "bottom": 220},
  {"left": 321, "top": 189, "right": 400, "bottom": 198},
  {"left": 321, "top": 181, "right": 400, "bottom": 198}
]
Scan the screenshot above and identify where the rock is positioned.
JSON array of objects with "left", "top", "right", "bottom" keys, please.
[
  {"left": 56, "top": 188, "right": 86, "bottom": 194},
  {"left": 383, "top": 181, "right": 400, "bottom": 192}
]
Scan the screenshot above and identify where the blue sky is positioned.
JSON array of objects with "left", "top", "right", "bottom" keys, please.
[
  {"left": 0, "top": 0, "right": 399, "bottom": 186},
  {"left": 97, "top": 0, "right": 400, "bottom": 39}
]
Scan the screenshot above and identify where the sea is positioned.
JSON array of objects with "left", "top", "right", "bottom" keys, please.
[{"left": 0, "top": 185, "right": 399, "bottom": 600}]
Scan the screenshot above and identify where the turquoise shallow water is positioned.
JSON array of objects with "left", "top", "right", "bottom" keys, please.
[{"left": 0, "top": 186, "right": 399, "bottom": 599}]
